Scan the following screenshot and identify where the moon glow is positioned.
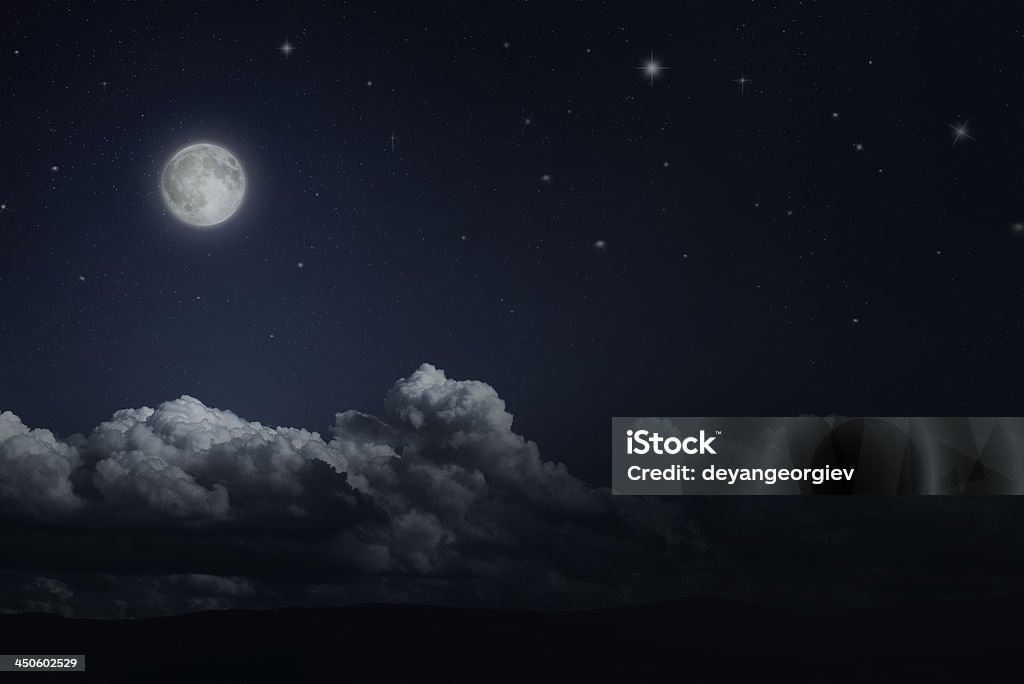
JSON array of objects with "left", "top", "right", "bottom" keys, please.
[{"left": 161, "top": 143, "right": 245, "bottom": 227}]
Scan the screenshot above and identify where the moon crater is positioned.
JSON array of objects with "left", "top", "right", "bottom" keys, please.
[{"left": 161, "top": 143, "right": 245, "bottom": 227}]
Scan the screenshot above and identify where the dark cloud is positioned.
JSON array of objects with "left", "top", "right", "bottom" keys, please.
[
  {"left": 0, "top": 411, "right": 83, "bottom": 517},
  {"left": 0, "top": 364, "right": 702, "bottom": 617}
]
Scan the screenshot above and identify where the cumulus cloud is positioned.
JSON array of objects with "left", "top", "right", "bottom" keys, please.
[
  {"left": 0, "top": 364, "right": 702, "bottom": 616},
  {"left": 0, "top": 411, "right": 82, "bottom": 517}
]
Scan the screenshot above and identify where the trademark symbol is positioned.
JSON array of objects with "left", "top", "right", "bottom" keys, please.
[{"left": 715, "top": 431, "right": 722, "bottom": 435}]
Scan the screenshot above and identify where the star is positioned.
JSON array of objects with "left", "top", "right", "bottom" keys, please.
[
  {"left": 594, "top": 240, "right": 607, "bottom": 250},
  {"left": 0, "top": 199, "right": 9, "bottom": 213},
  {"left": 636, "top": 51, "right": 668, "bottom": 86},
  {"left": 732, "top": 75, "right": 752, "bottom": 95},
  {"left": 99, "top": 80, "right": 109, "bottom": 91},
  {"left": 503, "top": 41, "right": 510, "bottom": 49},
  {"left": 1012, "top": 222, "right": 1024, "bottom": 235},
  {"left": 948, "top": 120, "right": 974, "bottom": 145},
  {"left": 389, "top": 132, "right": 397, "bottom": 153},
  {"left": 51, "top": 165, "right": 59, "bottom": 172},
  {"left": 854, "top": 142, "right": 864, "bottom": 151},
  {"left": 541, "top": 174, "right": 552, "bottom": 183},
  {"left": 78, "top": 275, "right": 86, "bottom": 282},
  {"left": 297, "top": 262, "right": 304, "bottom": 269},
  {"left": 278, "top": 40, "right": 295, "bottom": 58},
  {"left": 831, "top": 111, "right": 839, "bottom": 119}
]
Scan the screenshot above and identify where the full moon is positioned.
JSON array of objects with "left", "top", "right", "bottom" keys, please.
[{"left": 160, "top": 143, "right": 245, "bottom": 227}]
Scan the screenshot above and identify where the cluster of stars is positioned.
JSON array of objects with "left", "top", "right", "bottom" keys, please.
[{"left": 260, "top": 41, "right": 988, "bottom": 256}]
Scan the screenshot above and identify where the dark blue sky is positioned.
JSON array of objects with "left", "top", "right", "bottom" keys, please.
[{"left": 2, "top": 2, "right": 1023, "bottom": 486}]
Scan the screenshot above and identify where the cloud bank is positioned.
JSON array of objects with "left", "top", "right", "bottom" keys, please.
[
  {"left": 0, "top": 364, "right": 701, "bottom": 616},
  {"left": 2, "top": 363, "right": 1024, "bottom": 618}
]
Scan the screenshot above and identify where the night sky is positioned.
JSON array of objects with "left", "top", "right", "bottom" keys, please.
[{"left": 2, "top": 2, "right": 1024, "bottom": 619}]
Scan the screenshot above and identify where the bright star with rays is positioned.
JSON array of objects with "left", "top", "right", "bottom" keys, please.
[
  {"left": 279, "top": 40, "right": 296, "bottom": 58},
  {"left": 948, "top": 120, "right": 974, "bottom": 145},
  {"left": 636, "top": 52, "right": 668, "bottom": 86}
]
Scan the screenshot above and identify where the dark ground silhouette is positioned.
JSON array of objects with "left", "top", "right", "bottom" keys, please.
[{"left": 1, "top": 595, "right": 1013, "bottom": 681}]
